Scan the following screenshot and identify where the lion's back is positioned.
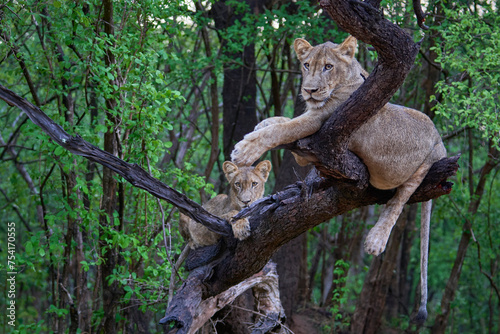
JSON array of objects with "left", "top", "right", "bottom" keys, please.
[{"left": 349, "top": 104, "right": 446, "bottom": 190}]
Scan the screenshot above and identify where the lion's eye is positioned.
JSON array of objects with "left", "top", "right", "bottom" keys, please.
[
  {"left": 303, "top": 63, "right": 310, "bottom": 70},
  {"left": 234, "top": 182, "right": 241, "bottom": 188},
  {"left": 252, "top": 182, "right": 258, "bottom": 187},
  {"left": 324, "top": 64, "right": 333, "bottom": 71}
]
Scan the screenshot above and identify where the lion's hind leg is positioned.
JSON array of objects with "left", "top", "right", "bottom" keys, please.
[{"left": 364, "top": 162, "right": 431, "bottom": 256}]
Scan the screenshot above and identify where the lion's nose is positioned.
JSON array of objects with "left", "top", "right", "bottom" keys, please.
[
  {"left": 304, "top": 88, "right": 318, "bottom": 94},
  {"left": 242, "top": 199, "right": 251, "bottom": 205}
]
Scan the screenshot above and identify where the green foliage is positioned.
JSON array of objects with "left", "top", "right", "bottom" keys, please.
[
  {"left": 431, "top": 4, "right": 500, "bottom": 147},
  {"left": 330, "top": 260, "right": 350, "bottom": 323}
]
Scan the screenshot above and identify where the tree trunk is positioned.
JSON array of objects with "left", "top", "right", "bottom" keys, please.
[
  {"left": 208, "top": 1, "right": 266, "bottom": 331},
  {"left": 212, "top": 0, "right": 262, "bottom": 161},
  {"left": 351, "top": 205, "right": 413, "bottom": 333},
  {"left": 98, "top": 1, "right": 122, "bottom": 332}
]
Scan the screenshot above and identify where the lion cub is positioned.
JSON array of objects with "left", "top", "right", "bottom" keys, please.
[
  {"left": 231, "top": 36, "right": 446, "bottom": 322},
  {"left": 180, "top": 160, "right": 272, "bottom": 248}
]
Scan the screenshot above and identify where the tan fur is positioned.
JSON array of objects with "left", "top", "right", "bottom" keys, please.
[
  {"left": 180, "top": 160, "right": 272, "bottom": 248},
  {"left": 231, "top": 36, "right": 446, "bottom": 322}
]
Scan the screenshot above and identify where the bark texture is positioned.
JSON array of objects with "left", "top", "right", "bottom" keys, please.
[{"left": 212, "top": 0, "right": 264, "bottom": 161}]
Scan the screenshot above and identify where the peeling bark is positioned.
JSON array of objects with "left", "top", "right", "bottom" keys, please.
[{"left": 160, "top": 262, "right": 285, "bottom": 334}]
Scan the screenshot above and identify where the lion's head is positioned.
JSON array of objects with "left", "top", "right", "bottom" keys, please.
[
  {"left": 293, "top": 36, "right": 364, "bottom": 109},
  {"left": 223, "top": 160, "right": 271, "bottom": 210}
]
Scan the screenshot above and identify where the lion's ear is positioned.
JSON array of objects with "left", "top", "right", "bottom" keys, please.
[
  {"left": 254, "top": 160, "right": 272, "bottom": 182},
  {"left": 337, "top": 35, "right": 357, "bottom": 63},
  {"left": 223, "top": 161, "right": 239, "bottom": 181},
  {"left": 294, "top": 38, "right": 313, "bottom": 63}
]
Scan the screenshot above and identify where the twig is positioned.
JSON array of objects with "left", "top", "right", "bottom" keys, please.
[{"left": 412, "top": 0, "right": 429, "bottom": 30}]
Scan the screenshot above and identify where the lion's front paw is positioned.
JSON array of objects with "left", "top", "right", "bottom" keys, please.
[
  {"left": 254, "top": 116, "right": 290, "bottom": 131},
  {"left": 364, "top": 225, "right": 390, "bottom": 256},
  {"left": 231, "top": 218, "right": 250, "bottom": 240},
  {"left": 231, "top": 132, "right": 268, "bottom": 166}
]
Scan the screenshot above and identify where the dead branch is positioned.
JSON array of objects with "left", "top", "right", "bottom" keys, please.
[
  {"left": 160, "top": 262, "right": 285, "bottom": 334},
  {"left": 0, "top": 84, "right": 232, "bottom": 238}
]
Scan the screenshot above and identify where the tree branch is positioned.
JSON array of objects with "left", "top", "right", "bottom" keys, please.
[
  {"left": 0, "top": 78, "right": 458, "bottom": 333},
  {"left": 0, "top": 84, "right": 232, "bottom": 237},
  {"left": 160, "top": 262, "right": 285, "bottom": 334}
]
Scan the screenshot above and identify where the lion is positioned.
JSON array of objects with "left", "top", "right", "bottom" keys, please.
[
  {"left": 179, "top": 160, "right": 272, "bottom": 249},
  {"left": 230, "top": 36, "right": 446, "bottom": 323},
  {"left": 169, "top": 160, "right": 272, "bottom": 306}
]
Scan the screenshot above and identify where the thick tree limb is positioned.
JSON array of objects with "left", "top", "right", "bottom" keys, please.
[
  {"left": 161, "top": 0, "right": 458, "bottom": 331},
  {"left": 160, "top": 262, "right": 285, "bottom": 334},
  {"left": 0, "top": 80, "right": 458, "bottom": 333}
]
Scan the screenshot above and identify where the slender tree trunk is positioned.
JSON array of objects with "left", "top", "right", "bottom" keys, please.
[
  {"left": 351, "top": 206, "right": 412, "bottom": 333},
  {"left": 197, "top": 3, "right": 220, "bottom": 184},
  {"left": 324, "top": 208, "right": 368, "bottom": 308},
  {"left": 422, "top": 1, "right": 445, "bottom": 120},
  {"left": 398, "top": 204, "right": 418, "bottom": 317},
  {"left": 212, "top": 0, "right": 261, "bottom": 161},
  {"left": 98, "top": 1, "right": 122, "bottom": 332}
]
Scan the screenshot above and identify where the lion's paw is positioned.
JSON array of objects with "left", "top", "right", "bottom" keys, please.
[
  {"left": 231, "top": 135, "right": 267, "bottom": 166},
  {"left": 231, "top": 218, "right": 250, "bottom": 241},
  {"left": 364, "top": 225, "right": 390, "bottom": 256},
  {"left": 254, "top": 117, "right": 290, "bottom": 131}
]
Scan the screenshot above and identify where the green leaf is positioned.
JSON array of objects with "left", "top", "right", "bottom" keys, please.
[{"left": 25, "top": 241, "right": 33, "bottom": 255}]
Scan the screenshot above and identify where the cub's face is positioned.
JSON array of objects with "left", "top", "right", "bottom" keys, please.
[
  {"left": 294, "top": 36, "right": 358, "bottom": 109},
  {"left": 223, "top": 160, "right": 272, "bottom": 209}
]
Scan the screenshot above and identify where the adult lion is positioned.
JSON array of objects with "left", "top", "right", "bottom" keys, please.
[{"left": 231, "top": 36, "right": 446, "bottom": 323}]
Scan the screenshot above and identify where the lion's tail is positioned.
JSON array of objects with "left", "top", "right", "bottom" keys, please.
[{"left": 412, "top": 199, "right": 431, "bottom": 325}]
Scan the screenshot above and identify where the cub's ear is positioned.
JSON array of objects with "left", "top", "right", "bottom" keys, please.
[
  {"left": 223, "top": 161, "right": 239, "bottom": 180},
  {"left": 254, "top": 160, "right": 272, "bottom": 182},
  {"left": 294, "top": 38, "right": 313, "bottom": 63},
  {"left": 337, "top": 35, "right": 357, "bottom": 63}
]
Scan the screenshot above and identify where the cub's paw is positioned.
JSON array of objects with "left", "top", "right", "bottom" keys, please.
[
  {"left": 231, "top": 133, "right": 268, "bottom": 166},
  {"left": 231, "top": 218, "right": 251, "bottom": 241},
  {"left": 364, "top": 225, "right": 390, "bottom": 256}
]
